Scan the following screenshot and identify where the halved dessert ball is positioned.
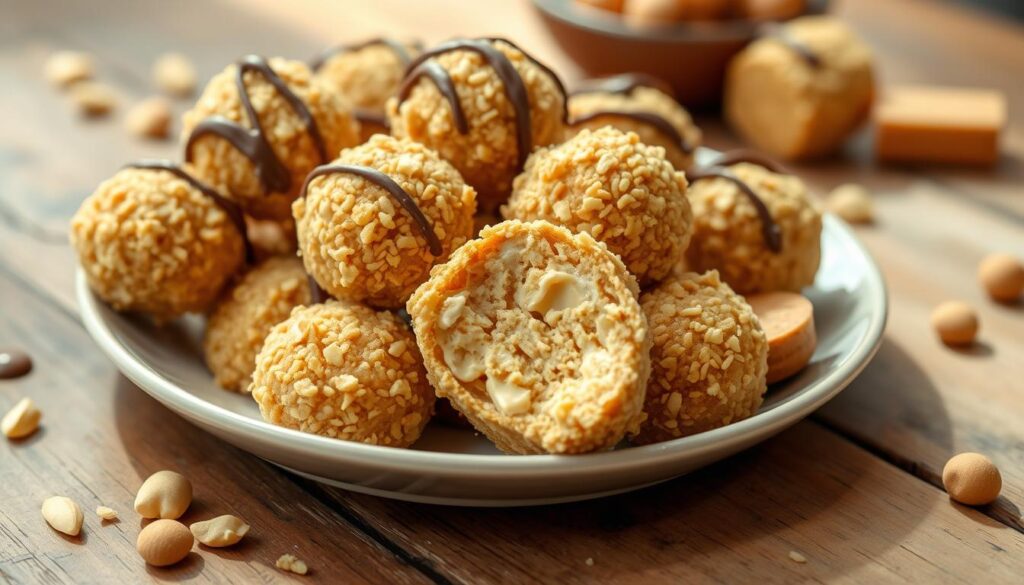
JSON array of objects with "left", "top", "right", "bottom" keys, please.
[{"left": 407, "top": 220, "right": 650, "bottom": 454}]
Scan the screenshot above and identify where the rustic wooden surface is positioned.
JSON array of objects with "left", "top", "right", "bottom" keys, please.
[{"left": 1, "top": 0, "right": 1023, "bottom": 583}]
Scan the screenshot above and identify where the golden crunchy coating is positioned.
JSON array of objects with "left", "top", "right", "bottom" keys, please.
[
  {"left": 182, "top": 57, "right": 360, "bottom": 220},
  {"left": 407, "top": 220, "right": 649, "bottom": 454},
  {"left": 70, "top": 167, "right": 244, "bottom": 322},
  {"left": 504, "top": 127, "right": 692, "bottom": 287},
  {"left": 386, "top": 39, "right": 566, "bottom": 209},
  {"left": 635, "top": 270, "right": 768, "bottom": 444},
  {"left": 315, "top": 41, "right": 420, "bottom": 116},
  {"left": 686, "top": 162, "right": 821, "bottom": 294},
  {"left": 567, "top": 86, "right": 702, "bottom": 170},
  {"left": 250, "top": 300, "right": 433, "bottom": 447},
  {"left": 204, "top": 257, "right": 312, "bottom": 392},
  {"left": 725, "top": 16, "right": 874, "bottom": 160},
  {"left": 294, "top": 135, "right": 477, "bottom": 309}
]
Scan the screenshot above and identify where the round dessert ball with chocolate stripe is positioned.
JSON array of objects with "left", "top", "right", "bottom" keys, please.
[
  {"left": 293, "top": 135, "right": 477, "bottom": 309},
  {"left": 312, "top": 38, "right": 422, "bottom": 142},
  {"left": 204, "top": 257, "right": 313, "bottom": 393},
  {"left": 182, "top": 55, "right": 361, "bottom": 220},
  {"left": 503, "top": 126, "right": 693, "bottom": 287},
  {"left": 70, "top": 163, "right": 246, "bottom": 323},
  {"left": 567, "top": 73, "right": 702, "bottom": 171},
  {"left": 386, "top": 37, "right": 568, "bottom": 210},
  {"left": 634, "top": 270, "right": 768, "bottom": 444},
  {"left": 684, "top": 153, "right": 822, "bottom": 294},
  {"left": 250, "top": 300, "right": 434, "bottom": 447}
]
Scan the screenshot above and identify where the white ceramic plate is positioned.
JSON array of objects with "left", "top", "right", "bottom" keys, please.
[{"left": 77, "top": 212, "right": 886, "bottom": 507}]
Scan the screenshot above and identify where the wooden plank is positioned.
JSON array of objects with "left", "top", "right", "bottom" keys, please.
[
  {"left": 312, "top": 421, "right": 1024, "bottom": 584},
  {"left": 0, "top": 266, "right": 432, "bottom": 585}
]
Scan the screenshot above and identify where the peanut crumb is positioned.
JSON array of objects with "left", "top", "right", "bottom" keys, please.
[
  {"left": 276, "top": 553, "right": 309, "bottom": 575},
  {"left": 125, "top": 96, "right": 172, "bottom": 139},
  {"left": 70, "top": 81, "right": 116, "bottom": 116},
  {"left": 96, "top": 506, "right": 118, "bottom": 521},
  {"left": 788, "top": 550, "right": 807, "bottom": 564},
  {"left": 585, "top": 557, "right": 595, "bottom": 566}
]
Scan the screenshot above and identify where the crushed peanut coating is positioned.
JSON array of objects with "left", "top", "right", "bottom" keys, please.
[
  {"left": 182, "top": 57, "right": 360, "bottom": 220},
  {"left": 503, "top": 127, "right": 693, "bottom": 287},
  {"left": 634, "top": 270, "right": 768, "bottom": 444},
  {"left": 294, "top": 135, "right": 477, "bottom": 309},
  {"left": 70, "top": 167, "right": 244, "bottom": 322},
  {"left": 204, "top": 257, "right": 312, "bottom": 392},
  {"left": 567, "top": 86, "right": 702, "bottom": 170},
  {"left": 250, "top": 301, "right": 433, "bottom": 447},
  {"left": 408, "top": 220, "right": 649, "bottom": 454},
  {"left": 387, "top": 39, "right": 566, "bottom": 209},
  {"left": 686, "top": 162, "right": 821, "bottom": 294},
  {"left": 315, "top": 41, "right": 420, "bottom": 139}
]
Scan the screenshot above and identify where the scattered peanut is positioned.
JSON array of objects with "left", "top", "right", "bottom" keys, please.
[
  {"left": 978, "top": 253, "right": 1024, "bottom": 303},
  {"left": 41, "top": 496, "right": 84, "bottom": 537},
  {"left": 44, "top": 50, "right": 94, "bottom": 87},
  {"left": 276, "top": 553, "right": 309, "bottom": 576},
  {"left": 2, "top": 397, "right": 41, "bottom": 439},
  {"left": 137, "top": 519, "right": 194, "bottom": 567},
  {"left": 69, "top": 81, "right": 116, "bottom": 117},
  {"left": 826, "top": 183, "right": 874, "bottom": 224},
  {"left": 153, "top": 53, "right": 197, "bottom": 97},
  {"left": 788, "top": 550, "right": 808, "bottom": 564},
  {"left": 942, "top": 452, "right": 1002, "bottom": 506},
  {"left": 190, "top": 515, "right": 250, "bottom": 547},
  {"left": 134, "top": 470, "right": 193, "bottom": 519},
  {"left": 96, "top": 506, "right": 119, "bottom": 521},
  {"left": 125, "top": 96, "right": 172, "bottom": 139},
  {"left": 930, "top": 301, "right": 979, "bottom": 346}
]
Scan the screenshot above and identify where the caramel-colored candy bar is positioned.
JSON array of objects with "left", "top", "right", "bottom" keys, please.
[{"left": 876, "top": 86, "right": 1006, "bottom": 165}]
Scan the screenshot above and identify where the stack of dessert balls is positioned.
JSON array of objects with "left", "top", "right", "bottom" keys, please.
[{"left": 71, "top": 27, "right": 832, "bottom": 454}]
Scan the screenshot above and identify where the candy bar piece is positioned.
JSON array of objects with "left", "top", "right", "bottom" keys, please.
[{"left": 875, "top": 86, "right": 1006, "bottom": 165}]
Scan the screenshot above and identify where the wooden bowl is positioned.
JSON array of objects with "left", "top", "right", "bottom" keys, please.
[{"left": 533, "top": 0, "right": 829, "bottom": 109}]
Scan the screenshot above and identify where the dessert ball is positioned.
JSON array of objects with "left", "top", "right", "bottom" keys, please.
[
  {"left": 313, "top": 38, "right": 421, "bottom": 142},
  {"left": 70, "top": 164, "right": 245, "bottom": 322},
  {"left": 204, "top": 257, "right": 312, "bottom": 392},
  {"left": 942, "top": 452, "right": 1002, "bottom": 506},
  {"left": 407, "top": 220, "right": 650, "bottom": 454},
  {"left": 182, "top": 55, "right": 360, "bottom": 220},
  {"left": 568, "top": 74, "right": 701, "bottom": 170},
  {"left": 725, "top": 16, "right": 874, "bottom": 160},
  {"left": 250, "top": 300, "right": 433, "bottom": 447},
  {"left": 686, "top": 159, "right": 821, "bottom": 294},
  {"left": 504, "top": 126, "right": 692, "bottom": 286},
  {"left": 294, "top": 135, "right": 477, "bottom": 309},
  {"left": 634, "top": 270, "right": 768, "bottom": 443},
  {"left": 245, "top": 215, "right": 297, "bottom": 262},
  {"left": 387, "top": 38, "right": 567, "bottom": 209}
]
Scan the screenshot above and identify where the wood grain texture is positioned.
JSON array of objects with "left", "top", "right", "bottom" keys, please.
[
  {"left": 0, "top": 267, "right": 431, "bottom": 585},
  {"left": 316, "top": 421, "right": 1024, "bottom": 584}
]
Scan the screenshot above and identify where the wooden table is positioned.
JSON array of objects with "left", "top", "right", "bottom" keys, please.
[{"left": 1, "top": 0, "right": 1023, "bottom": 582}]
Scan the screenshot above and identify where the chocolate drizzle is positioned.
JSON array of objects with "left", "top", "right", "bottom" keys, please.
[
  {"left": 124, "top": 160, "right": 254, "bottom": 262},
  {"left": 571, "top": 73, "right": 674, "bottom": 98},
  {"left": 687, "top": 161, "right": 783, "bottom": 253},
  {"left": 706, "top": 149, "right": 787, "bottom": 174},
  {"left": 311, "top": 37, "right": 421, "bottom": 72},
  {"left": 398, "top": 60, "right": 468, "bottom": 133},
  {"left": 300, "top": 164, "right": 442, "bottom": 256},
  {"left": 570, "top": 110, "right": 694, "bottom": 154},
  {"left": 398, "top": 37, "right": 568, "bottom": 170},
  {"left": 763, "top": 24, "right": 821, "bottom": 68},
  {"left": 184, "top": 55, "right": 327, "bottom": 196}
]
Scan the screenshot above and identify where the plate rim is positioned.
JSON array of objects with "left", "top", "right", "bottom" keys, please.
[{"left": 76, "top": 213, "right": 888, "bottom": 478}]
